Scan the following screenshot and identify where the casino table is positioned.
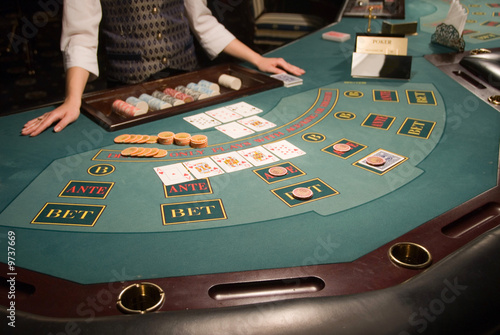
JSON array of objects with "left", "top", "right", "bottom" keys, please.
[{"left": 1, "top": 0, "right": 500, "bottom": 334}]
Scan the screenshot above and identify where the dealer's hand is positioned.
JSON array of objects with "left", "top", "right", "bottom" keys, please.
[
  {"left": 21, "top": 101, "right": 80, "bottom": 137},
  {"left": 21, "top": 66, "right": 89, "bottom": 137},
  {"left": 255, "top": 56, "right": 305, "bottom": 77}
]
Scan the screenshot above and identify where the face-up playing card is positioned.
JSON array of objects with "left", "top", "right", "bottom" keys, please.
[
  {"left": 224, "top": 102, "right": 263, "bottom": 117},
  {"left": 184, "top": 113, "right": 221, "bottom": 129},
  {"left": 215, "top": 122, "right": 255, "bottom": 139},
  {"left": 263, "top": 140, "right": 306, "bottom": 159},
  {"left": 153, "top": 163, "right": 194, "bottom": 186},
  {"left": 183, "top": 157, "right": 225, "bottom": 179},
  {"left": 238, "top": 146, "right": 280, "bottom": 166},
  {"left": 238, "top": 115, "right": 276, "bottom": 131},
  {"left": 358, "top": 149, "right": 405, "bottom": 172},
  {"left": 211, "top": 152, "right": 253, "bottom": 172},
  {"left": 205, "top": 107, "right": 243, "bottom": 123}
]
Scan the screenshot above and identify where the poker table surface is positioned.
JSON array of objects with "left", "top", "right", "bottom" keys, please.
[{"left": 1, "top": 0, "right": 500, "bottom": 334}]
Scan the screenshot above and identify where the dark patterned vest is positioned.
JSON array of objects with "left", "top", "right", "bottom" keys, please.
[{"left": 100, "top": 0, "right": 198, "bottom": 83}]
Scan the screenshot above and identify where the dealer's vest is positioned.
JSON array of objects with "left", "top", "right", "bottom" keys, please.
[{"left": 100, "top": 0, "right": 198, "bottom": 83}]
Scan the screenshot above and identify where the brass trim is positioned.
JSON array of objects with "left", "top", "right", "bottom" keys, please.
[
  {"left": 116, "top": 282, "right": 165, "bottom": 314},
  {"left": 388, "top": 242, "right": 432, "bottom": 269}
]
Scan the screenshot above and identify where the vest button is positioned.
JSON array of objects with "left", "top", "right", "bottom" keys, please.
[
  {"left": 152, "top": 6, "right": 158, "bottom": 14},
  {"left": 157, "top": 32, "right": 163, "bottom": 40},
  {"left": 161, "top": 56, "right": 168, "bottom": 64}
]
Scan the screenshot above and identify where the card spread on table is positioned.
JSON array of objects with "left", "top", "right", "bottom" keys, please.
[
  {"left": 183, "top": 158, "right": 225, "bottom": 179},
  {"left": 238, "top": 115, "right": 276, "bottom": 131},
  {"left": 270, "top": 73, "right": 303, "bottom": 87},
  {"left": 215, "top": 121, "right": 255, "bottom": 139},
  {"left": 153, "top": 163, "right": 194, "bottom": 186},
  {"left": 183, "top": 113, "right": 221, "bottom": 129},
  {"left": 211, "top": 152, "right": 253, "bottom": 173},
  {"left": 224, "top": 102, "right": 263, "bottom": 117},
  {"left": 238, "top": 146, "right": 280, "bottom": 166},
  {"left": 205, "top": 107, "right": 243, "bottom": 123},
  {"left": 263, "top": 140, "right": 306, "bottom": 159}
]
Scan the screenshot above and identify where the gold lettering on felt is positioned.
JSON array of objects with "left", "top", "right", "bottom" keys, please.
[
  {"left": 46, "top": 209, "right": 95, "bottom": 220},
  {"left": 170, "top": 206, "right": 216, "bottom": 217},
  {"left": 408, "top": 121, "right": 426, "bottom": 135}
]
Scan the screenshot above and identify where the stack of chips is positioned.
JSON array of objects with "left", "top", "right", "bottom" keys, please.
[
  {"left": 139, "top": 94, "right": 172, "bottom": 111},
  {"left": 112, "top": 99, "right": 146, "bottom": 117},
  {"left": 157, "top": 131, "right": 175, "bottom": 145},
  {"left": 190, "top": 134, "right": 208, "bottom": 148},
  {"left": 173, "top": 132, "right": 191, "bottom": 146},
  {"left": 152, "top": 90, "right": 185, "bottom": 106}
]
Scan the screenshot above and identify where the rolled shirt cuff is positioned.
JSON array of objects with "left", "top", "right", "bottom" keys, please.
[{"left": 63, "top": 45, "right": 99, "bottom": 81}]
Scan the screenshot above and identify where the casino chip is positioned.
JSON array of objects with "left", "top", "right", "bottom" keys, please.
[
  {"left": 333, "top": 143, "right": 351, "bottom": 152},
  {"left": 292, "top": 187, "right": 313, "bottom": 200},
  {"left": 114, "top": 134, "right": 130, "bottom": 143},
  {"left": 154, "top": 149, "right": 168, "bottom": 158},
  {"left": 190, "top": 134, "right": 208, "bottom": 148},
  {"left": 366, "top": 156, "right": 386, "bottom": 166},
  {"left": 147, "top": 135, "right": 158, "bottom": 144},
  {"left": 120, "top": 147, "right": 139, "bottom": 156},
  {"left": 174, "top": 132, "right": 191, "bottom": 146},
  {"left": 157, "top": 131, "right": 174, "bottom": 145},
  {"left": 130, "top": 147, "right": 146, "bottom": 156},
  {"left": 268, "top": 166, "right": 288, "bottom": 177}
]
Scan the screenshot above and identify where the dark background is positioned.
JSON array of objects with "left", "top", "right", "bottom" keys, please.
[{"left": 0, "top": 0, "right": 340, "bottom": 115}]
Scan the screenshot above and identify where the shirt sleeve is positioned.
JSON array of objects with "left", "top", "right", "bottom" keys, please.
[
  {"left": 60, "top": 0, "right": 102, "bottom": 80},
  {"left": 184, "top": 0, "right": 236, "bottom": 59}
]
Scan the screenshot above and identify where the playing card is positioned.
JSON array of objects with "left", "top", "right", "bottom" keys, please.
[
  {"left": 153, "top": 163, "right": 194, "bottom": 186},
  {"left": 238, "top": 146, "right": 280, "bottom": 166},
  {"left": 215, "top": 121, "right": 254, "bottom": 139},
  {"left": 263, "top": 140, "right": 306, "bottom": 159},
  {"left": 183, "top": 113, "right": 221, "bottom": 129},
  {"left": 271, "top": 73, "right": 303, "bottom": 87},
  {"left": 183, "top": 157, "right": 225, "bottom": 179},
  {"left": 211, "top": 152, "right": 253, "bottom": 172},
  {"left": 238, "top": 115, "right": 276, "bottom": 131},
  {"left": 205, "top": 107, "right": 243, "bottom": 123},
  {"left": 224, "top": 102, "right": 263, "bottom": 117}
]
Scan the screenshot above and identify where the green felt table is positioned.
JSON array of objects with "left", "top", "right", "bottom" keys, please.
[{"left": 1, "top": 0, "right": 500, "bottom": 334}]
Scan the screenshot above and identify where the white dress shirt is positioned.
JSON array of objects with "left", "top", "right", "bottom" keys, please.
[{"left": 60, "top": 0, "right": 235, "bottom": 80}]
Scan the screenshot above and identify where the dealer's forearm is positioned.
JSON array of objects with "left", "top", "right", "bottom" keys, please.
[{"left": 64, "top": 66, "right": 90, "bottom": 107}]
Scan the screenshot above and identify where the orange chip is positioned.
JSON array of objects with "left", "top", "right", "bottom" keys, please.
[
  {"left": 114, "top": 134, "right": 130, "bottom": 143},
  {"left": 137, "top": 148, "right": 153, "bottom": 157},
  {"left": 124, "top": 135, "right": 138, "bottom": 143},
  {"left": 145, "top": 147, "right": 160, "bottom": 157},
  {"left": 158, "top": 131, "right": 174, "bottom": 145},
  {"left": 121, "top": 147, "right": 139, "bottom": 156},
  {"left": 153, "top": 149, "right": 168, "bottom": 158},
  {"left": 130, "top": 147, "right": 146, "bottom": 156},
  {"left": 190, "top": 142, "right": 208, "bottom": 149},
  {"left": 174, "top": 132, "right": 191, "bottom": 146},
  {"left": 147, "top": 136, "right": 158, "bottom": 143},
  {"left": 130, "top": 135, "right": 143, "bottom": 143},
  {"left": 136, "top": 135, "right": 150, "bottom": 144}
]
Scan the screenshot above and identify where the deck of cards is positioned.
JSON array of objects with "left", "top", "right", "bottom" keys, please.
[{"left": 271, "top": 73, "right": 303, "bottom": 88}]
